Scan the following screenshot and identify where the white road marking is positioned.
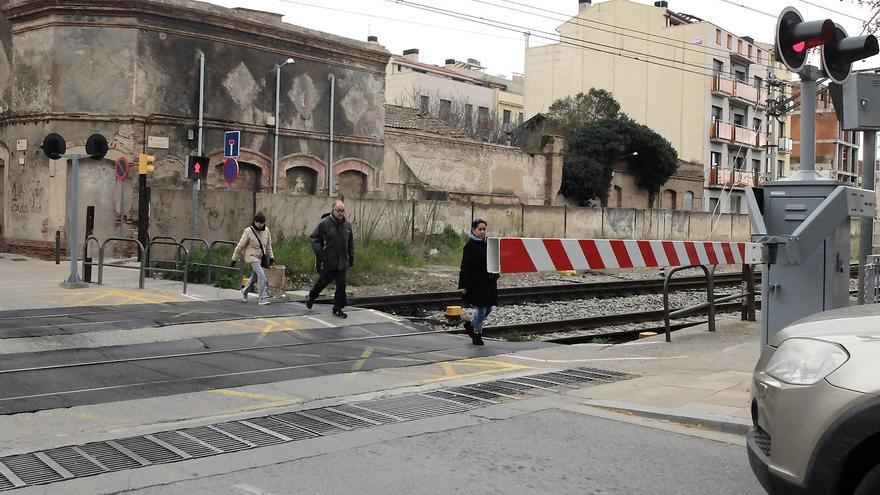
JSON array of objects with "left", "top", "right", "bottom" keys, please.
[
  {"left": 304, "top": 316, "right": 336, "bottom": 328},
  {"left": 368, "top": 309, "right": 401, "bottom": 322},
  {"left": 181, "top": 293, "right": 203, "bottom": 301},
  {"left": 235, "top": 484, "right": 275, "bottom": 495},
  {"left": 505, "top": 355, "right": 690, "bottom": 363}
]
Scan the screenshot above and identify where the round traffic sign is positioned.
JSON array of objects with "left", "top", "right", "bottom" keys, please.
[
  {"left": 223, "top": 157, "right": 239, "bottom": 185},
  {"left": 115, "top": 157, "right": 130, "bottom": 181}
]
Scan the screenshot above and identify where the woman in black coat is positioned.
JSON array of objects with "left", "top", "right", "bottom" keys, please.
[{"left": 458, "top": 219, "right": 499, "bottom": 346}]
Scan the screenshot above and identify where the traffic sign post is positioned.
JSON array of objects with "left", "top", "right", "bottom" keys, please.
[
  {"left": 116, "top": 157, "right": 130, "bottom": 244},
  {"left": 223, "top": 157, "right": 239, "bottom": 188}
]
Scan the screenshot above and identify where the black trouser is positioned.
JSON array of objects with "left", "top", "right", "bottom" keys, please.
[{"left": 309, "top": 269, "right": 347, "bottom": 311}]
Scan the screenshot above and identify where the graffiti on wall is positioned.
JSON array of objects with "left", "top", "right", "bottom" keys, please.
[{"left": 9, "top": 179, "right": 44, "bottom": 215}]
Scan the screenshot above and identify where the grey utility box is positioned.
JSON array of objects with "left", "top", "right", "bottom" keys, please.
[
  {"left": 841, "top": 72, "right": 880, "bottom": 130},
  {"left": 748, "top": 177, "right": 875, "bottom": 345}
]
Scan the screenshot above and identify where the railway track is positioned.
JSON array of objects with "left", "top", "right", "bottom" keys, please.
[{"left": 339, "top": 271, "right": 759, "bottom": 312}]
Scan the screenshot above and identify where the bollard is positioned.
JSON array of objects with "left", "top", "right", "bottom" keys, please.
[{"left": 55, "top": 230, "right": 61, "bottom": 264}]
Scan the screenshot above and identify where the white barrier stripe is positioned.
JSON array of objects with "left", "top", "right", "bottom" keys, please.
[
  {"left": 673, "top": 242, "right": 690, "bottom": 267},
  {"left": 694, "top": 242, "right": 710, "bottom": 265},
  {"left": 731, "top": 243, "right": 744, "bottom": 264},
  {"left": 522, "top": 238, "right": 557, "bottom": 271},
  {"left": 561, "top": 239, "right": 589, "bottom": 271},
  {"left": 650, "top": 240, "right": 670, "bottom": 267},
  {"left": 712, "top": 243, "right": 728, "bottom": 264},
  {"left": 623, "top": 240, "right": 646, "bottom": 268},
  {"left": 595, "top": 240, "right": 619, "bottom": 269}
]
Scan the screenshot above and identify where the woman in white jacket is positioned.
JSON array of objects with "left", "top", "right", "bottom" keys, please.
[{"left": 231, "top": 212, "right": 274, "bottom": 305}]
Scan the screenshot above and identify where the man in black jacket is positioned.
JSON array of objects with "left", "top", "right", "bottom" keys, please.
[{"left": 306, "top": 200, "right": 354, "bottom": 318}]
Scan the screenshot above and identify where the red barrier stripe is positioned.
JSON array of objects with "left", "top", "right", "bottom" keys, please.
[
  {"left": 610, "top": 240, "right": 633, "bottom": 269},
  {"left": 542, "top": 239, "right": 573, "bottom": 271},
  {"left": 720, "top": 243, "right": 735, "bottom": 264},
  {"left": 637, "top": 240, "right": 658, "bottom": 268},
  {"left": 738, "top": 243, "right": 745, "bottom": 261},
  {"left": 703, "top": 242, "right": 719, "bottom": 265},
  {"left": 579, "top": 240, "right": 605, "bottom": 269},
  {"left": 662, "top": 241, "right": 680, "bottom": 266},
  {"left": 499, "top": 238, "right": 537, "bottom": 273},
  {"left": 684, "top": 242, "right": 701, "bottom": 265}
]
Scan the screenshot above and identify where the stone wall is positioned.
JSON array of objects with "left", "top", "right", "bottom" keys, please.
[{"left": 139, "top": 190, "right": 754, "bottom": 250}]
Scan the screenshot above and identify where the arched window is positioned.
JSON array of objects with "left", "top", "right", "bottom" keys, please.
[{"left": 683, "top": 191, "right": 694, "bottom": 211}]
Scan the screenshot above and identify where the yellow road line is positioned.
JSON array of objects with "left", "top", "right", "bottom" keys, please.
[{"left": 351, "top": 346, "right": 374, "bottom": 371}]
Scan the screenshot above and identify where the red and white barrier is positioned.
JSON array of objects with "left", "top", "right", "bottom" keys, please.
[{"left": 487, "top": 237, "right": 760, "bottom": 273}]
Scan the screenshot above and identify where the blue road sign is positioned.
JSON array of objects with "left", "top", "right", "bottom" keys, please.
[
  {"left": 223, "top": 157, "right": 239, "bottom": 185},
  {"left": 224, "top": 130, "right": 240, "bottom": 158}
]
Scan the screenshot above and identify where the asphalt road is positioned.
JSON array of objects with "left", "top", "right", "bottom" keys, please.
[{"left": 121, "top": 408, "right": 763, "bottom": 495}]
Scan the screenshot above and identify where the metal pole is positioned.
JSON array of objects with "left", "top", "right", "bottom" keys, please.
[
  {"left": 274, "top": 65, "right": 281, "bottom": 195},
  {"left": 328, "top": 73, "right": 335, "bottom": 196},
  {"left": 137, "top": 172, "right": 148, "bottom": 262},
  {"left": 193, "top": 52, "right": 205, "bottom": 249},
  {"left": 120, "top": 184, "right": 125, "bottom": 244},
  {"left": 858, "top": 131, "right": 877, "bottom": 304},
  {"left": 64, "top": 156, "right": 82, "bottom": 285},
  {"left": 799, "top": 74, "right": 817, "bottom": 173}
]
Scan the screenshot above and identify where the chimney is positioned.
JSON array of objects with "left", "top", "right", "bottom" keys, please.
[
  {"left": 445, "top": 58, "right": 457, "bottom": 68},
  {"left": 367, "top": 35, "right": 378, "bottom": 43},
  {"left": 512, "top": 74, "right": 524, "bottom": 83},
  {"left": 579, "top": 0, "right": 591, "bottom": 14},
  {"left": 653, "top": 1, "right": 669, "bottom": 7},
  {"left": 402, "top": 48, "right": 419, "bottom": 62}
]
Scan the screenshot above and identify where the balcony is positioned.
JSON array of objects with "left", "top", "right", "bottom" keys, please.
[
  {"left": 712, "top": 74, "right": 734, "bottom": 96},
  {"left": 709, "top": 167, "right": 763, "bottom": 188},
  {"left": 712, "top": 74, "right": 765, "bottom": 107},
  {"left": 709, "top": 121, "right": 767, "bottom": 149}
]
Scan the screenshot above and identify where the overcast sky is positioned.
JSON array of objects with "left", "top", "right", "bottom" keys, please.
[{"left": 202, "top": 0, "right": 876, "bottom": 77}]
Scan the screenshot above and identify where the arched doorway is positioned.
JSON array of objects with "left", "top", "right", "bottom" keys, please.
[
  {"left": 662, "top": 189, "right": 677, "bottom": 210},
  {"left": 212, "top": 161, "right": 263, "bottom": 192},
  {"left": 337, "top": 170, "right": 367, "bottom": 198},
  {"left": 286, "top": 166, "right": 318, "bottom": 195}
]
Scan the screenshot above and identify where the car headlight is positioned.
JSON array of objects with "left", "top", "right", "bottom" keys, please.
[{"left": 765, "top": 338, "right": 849, "bottom": 385}]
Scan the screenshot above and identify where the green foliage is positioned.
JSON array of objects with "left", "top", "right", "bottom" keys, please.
[
  {"left": 547, "top": 88, "right": 622, "bottom": 136},
  {"left": 499, "top": 331, "right": 539, "bottom": 342},
  {"left": 560, "top": 116, "right": 679, "bottom": 206},
  {"left": 590, "top": 337, "right": 612, "bottom": 344},
  {"left": 422, "top": 225, "right": 468, "bottom": 266}
]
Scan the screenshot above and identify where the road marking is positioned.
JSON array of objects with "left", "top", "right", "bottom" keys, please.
[
  {"left": 210, "top": 388, "right": 301, "bottom": 411},
  {"left": 235, "top": 484, "right": 275, "bottom": 495},
  {"left": 305, "top": 316, "right": 336, "bottom": 328},
  {"left": 181, "top": 293, "right": 203, "bottom": 301},
  {"left": 369, "top": 309, "right": 401, "bottom": 322},
  {"left": 352, "top": 346, "right": 374, "bottom": 371},
  {"left": 505, "top": 355, "right": 690, "bottom": 363}
]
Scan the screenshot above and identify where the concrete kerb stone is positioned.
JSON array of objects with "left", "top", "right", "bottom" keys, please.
[{"left": 581, "top": 398, "right": 751, "bottom": 436}]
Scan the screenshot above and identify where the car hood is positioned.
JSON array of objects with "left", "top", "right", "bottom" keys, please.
[{"left": 772, "top": 304, "right": 880, "bottom": 347}]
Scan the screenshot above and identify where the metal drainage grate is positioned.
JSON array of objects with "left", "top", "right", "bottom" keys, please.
[{"left": 0, "top": 367, "right": 631, "bottom": 492}]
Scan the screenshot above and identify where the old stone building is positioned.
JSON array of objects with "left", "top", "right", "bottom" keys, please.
[
  {"left": 384, "top": 105, "right": 563, "bottom": 205},
  {"left": 0, "top": 0, "right": 389, "bottom": 255}
]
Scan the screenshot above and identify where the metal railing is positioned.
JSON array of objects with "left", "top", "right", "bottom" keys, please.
[
  {"left": 95, "top": 237, "right": 146, "bottom": 289},
  {"left": 146, "top": 239, "right": 189, "bottom": 294},
  {"left": 661, "top": 264, "right": 758, "bottom": 342}
]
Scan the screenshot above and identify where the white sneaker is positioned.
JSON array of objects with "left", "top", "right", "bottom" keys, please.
[
  {"left": 258, "top": 299, "right": 270, "bottom": 305},
  {"left": 240, "top": 289, "right": 248, "bottom": 302}
]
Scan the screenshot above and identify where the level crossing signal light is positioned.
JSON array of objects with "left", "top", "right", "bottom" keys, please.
[
  {"left": 40, "top": 133, "right": 66, "bottom": 160},
  {"left": 138, "top": 153, "right": 155, "bottom": 174},
  {"left": 775, "top": 7, "right": 835, "bottom": 73},
  {"left": 822, "top": 25, "right": 879, "bottom": 84},
  {"left": 187, "top": 155, "right": 208, "bottom": 180}
]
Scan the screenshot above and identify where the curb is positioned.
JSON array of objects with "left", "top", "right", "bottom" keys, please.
[{"left": 581, "top": 399, "right": 751, "bottom": 436}]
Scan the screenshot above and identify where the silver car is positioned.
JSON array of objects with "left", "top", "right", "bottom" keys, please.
[{"left": 748, "top": 304, "right": 880, "bottom": 495}]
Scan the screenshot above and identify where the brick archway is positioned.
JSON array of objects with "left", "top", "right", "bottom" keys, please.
[
  {"left": 332, "top": 158, "right": 376, "bottom": 192},
  {"left": 207, "top": 148, "right": 271, "bottom": 191},
  {"left": 280, "top": 153, "right": 326, "bottom": 195}
]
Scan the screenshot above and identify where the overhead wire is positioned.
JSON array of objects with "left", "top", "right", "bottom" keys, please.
[
  {"left": 386, "top": 0, "right": 779, "bottom": 84},
  {"left": 484, "top": 0, "right": 781, "bottom": 72}
]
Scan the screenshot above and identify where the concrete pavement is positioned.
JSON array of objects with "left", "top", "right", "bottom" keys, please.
[{"left": 0, "top": 254, "right": 763, "bottom": 493}]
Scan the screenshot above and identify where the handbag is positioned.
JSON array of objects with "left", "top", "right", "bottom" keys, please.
[{"left": 251, "top": 226, "right": 271, "bottom": 269}]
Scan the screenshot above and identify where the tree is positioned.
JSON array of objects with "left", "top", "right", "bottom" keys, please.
[
  {"left": 546, "top": 88, "right": 622, "bottom": 139},
  {"left": 560, "top": 117, "right": 678, "bottom": 206},
  {"left": 849, "top": 1, "right": 880, "bottom": 34}
]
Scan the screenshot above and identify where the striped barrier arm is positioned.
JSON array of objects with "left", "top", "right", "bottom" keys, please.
[{"left": 487, "top": 237, "right": 762, "bottom": 273}]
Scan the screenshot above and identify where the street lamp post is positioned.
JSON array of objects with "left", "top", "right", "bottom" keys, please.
[
  {"left": 273, "top": 58, "right": 295, "bottom": 195},
  {"left": 611, "top": 151, "right": 638, "bottom": 179}
]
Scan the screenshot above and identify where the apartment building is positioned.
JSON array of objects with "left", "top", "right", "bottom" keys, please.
[
  {"left": 524, "top": 0, "right": 794, "bottom": 213},
  {"left": 385, "top": 48, "right": 524, "bottom": 140},
  {"left": 790, "top": 84, "right": 861, "bottom": 185}
]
